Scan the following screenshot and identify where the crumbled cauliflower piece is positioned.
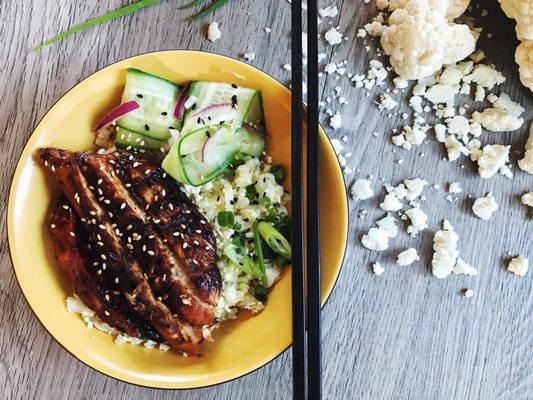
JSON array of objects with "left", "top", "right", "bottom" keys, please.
[
  {"left": 372, "top": 262, "right": 385, "bottom": 275},
  {"left": 378, "top": 93, "right": 398, "bottom": 110},
  {"left": 445, "top": 136, "right": 469, "bottom": 161},
  {"left": 474, "top": 85, "right": 485, "bottom": 102},
  {"left": 462, "top": 64, "right": 506, "bottom": 89},
  {"left": 403, "top": 178, "right": 427, "bottom": 200},
  {"left": 452, "top": 258, "right": 477, "bottom": 276},
  {"left": 319, "top": 5, "right": 338, "bottom": 18},
  {"left": 472, "top": 193, "right": 498, "bottom": 220},
  {"left": 515, "top": 40, "right": 533, "bottom": 91},
  {"left": 376, "top": 214, "right": 398, "bottom": 238},
  {"left": 362, "top": 227, "right": 389, "bottom": 251},
  {"left": 472, "top": 108, "right": 523, "bottom": 132},
  {"left": 380, "top": 193, "right": 403, "bottom": 212},
  {"left": 424, "top": 84, "right": 459, "bottom": 104},
  {"left": 477, "top": 144, "right": 510, "bottom": 178},
  {"left": 434, "top": 123, "right": 447, "bottom": 142},
  {"left": 330, "top": 114, "right": 342, "bottom": 130},
  {"left": 404, "top": 207, "right": 428, "bottom": 236},
  {"left": 432, "top": 221, "right": 459, "bottom": 279},
  {"left": 396, "top": 248, "right": 420, "bottom": 266},
  {"left": 325, "top": 27, "right": 343, "bottom": 45},
  {"left": 491, "top": 92, "right": 525, "bottom": 117},
  {"left": 446, "top": 115, "right": 470, "bottom": 141},
  {"left": 351, "top": 179, "right": 374, "bottom": 201},
  {"left": 507, "top": 255, "right": 529, "bottom": 276},
  {"left": 448, "top": 182, "right": 462, "bottom": 193},
  {"left": 380, "top": 5, "right": 475, "bottom": 79},
  {"left": 522, "top": 192, "right": 533, "bottom": 207},
  {"left": 207, "top": 22, "right": 222, "bottom": 42}
]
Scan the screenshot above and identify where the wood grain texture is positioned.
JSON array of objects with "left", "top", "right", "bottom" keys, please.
[{"left": 0, "top": 0, "right": 531, "bottom": 399}]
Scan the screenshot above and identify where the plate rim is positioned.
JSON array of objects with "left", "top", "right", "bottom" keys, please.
[{"left": 6, "top": 49, "right": 348, "bottom": 390}]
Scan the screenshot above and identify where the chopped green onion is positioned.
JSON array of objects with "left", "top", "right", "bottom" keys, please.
[
  {"left": 223, "top": 244, "right": 262, "bottom": 278},
  {"left": 253, "top": 222, "right": 268, "bottom": 286},
  {"left": 33, "top": 0, "right": 164, "bottom": 51},
  {"left": 256, "top": 222, "right": 292, "bottom": 259},
  {"left": 270, "top": 164, "right": 286, "bottom": 183},
  {"left": 217, "top": 211, "right": 235, "bottom": 227},
  {"left": 178, "top": 0, "right": 209, "bottom": 9},
  {"left": 189, "top": 0, "right": 232, "bottom": 20},
  {"left": 254, "top": 284, "right": 267, "bottom": 302},
  {"left": 233, "top": 223, "right": 242, "bottom": 231}
]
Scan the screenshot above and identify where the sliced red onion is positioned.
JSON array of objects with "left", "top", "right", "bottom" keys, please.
[
  {"left": 173, "top": 82, "right": 191, "bottom": 120},
  {"left": 242, "top": 122, "right": 268, "bottom": 137},
  {"left": 201, "top": 128, "right": 222, "bottom": 163},
  {"left": 95, "top": 100, "right": 140, "bottom": 131},
  {"left": 191, "top": 103, "right": 233, "bottom": 119}
]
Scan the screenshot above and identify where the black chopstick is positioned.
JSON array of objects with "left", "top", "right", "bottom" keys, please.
[
  {"left": 306, "top": 0, "right": 321, "bottom": 399},
  {"left": 290, "top": 0, "right": 306, "bottom": 398}
]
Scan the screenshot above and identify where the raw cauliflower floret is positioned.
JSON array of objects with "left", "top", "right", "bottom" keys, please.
[
  {"left": 403, "top": 178, "right": 427, "bottom": 200},
  {"left": 477, "top": 144, "right": 510, "bottom": 178},
  {"left": 498, "top": 0, "right": 533, "bottom": 41},
  {"left": 376, "top": 214, "right": 398, "bottom": 238},
  {"left": 515, "top": 40, "right": 533, "bottom": 91},
  {"left": 521, "top": 192, "right": 533, "bottom": 207},
  {"left": 361, "top": 227, "right": 389, "bottom": 251},
  {"left": 445, "top": 136, "right": 469, "bottom": 161},
  {"left": 518, "top": 122, "right": 533, "bottom": 174},
  {"left": 452, "top": 258, "right": 478, "bottom": 276},
  {"left": 396, "top": 248, "right": 420, "bottom": 266},
  {"left": 380, "top": 6, "right": 475, "bottom": 80},
  {"left": 351, "top": 179, "right": 374, "bottom": 200},
  {"left": 404, "top": 207, "right": 428, "bottom": 236},
  {"left": 207, "top": 22, "right": 222, "bottom": 42},
  {"left": 507, "top": 255, "right": 529, "bottom": 276},
  {"left": 432, "top": 221, "right": 459, "bottom": 279},
  {"left": 380, "top": 193, "right": 403, "bottom": 212},
  {"left": 472, "top": 193, "right": 498, "bottom": 220}
]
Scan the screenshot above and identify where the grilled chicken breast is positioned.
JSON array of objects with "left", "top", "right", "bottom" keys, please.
[{"left": 40, "top": 148, "right": 222, "bottom": 354}]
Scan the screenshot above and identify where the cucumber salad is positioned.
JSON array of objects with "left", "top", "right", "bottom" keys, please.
[{"left": 96, "top": 68, "right": 291, "bottom": 321}]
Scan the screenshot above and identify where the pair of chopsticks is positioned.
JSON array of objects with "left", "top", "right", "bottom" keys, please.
[{"left": 291, "top": 0, "right": 321, "bottom": 399}]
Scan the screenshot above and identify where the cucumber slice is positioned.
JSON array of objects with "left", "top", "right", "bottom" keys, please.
[
  {"left": 117, "top": 68, "right": 181, "bottom": 140},
  {"left": 162, "top": 125, "right": 239, "bottom": 186},
  {"left": 114, "top": 127, "right": 169, "bottom": 151},
  {"left": 236, "top": 125, "right": 266, "bottom": 157},
  {"left": 181, "top": 82, "right": 264, "bottom": 133},
  {"left": 243, "top": 91, "right": 266, "bottom": 133}
]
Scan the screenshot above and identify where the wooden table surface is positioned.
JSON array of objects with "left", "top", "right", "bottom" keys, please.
[{"left": 1, "top": 0, "right": 531, "bottom": 399}]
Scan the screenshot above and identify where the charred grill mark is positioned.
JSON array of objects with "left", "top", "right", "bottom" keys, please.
[
  {"left": 39, "top": 148, "right": 203, "bottom": 354},
  {"left": 50, "top": 197, "right": 163, "bottom": 342},
  {"left": 82, "top": 153, "right": 215, "bottom": 327},
  {"left": 113, "top": 153, "right": 221, "bottom": 306}
]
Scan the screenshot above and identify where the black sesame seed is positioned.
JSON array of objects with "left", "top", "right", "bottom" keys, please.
[
  {"left": 231, "top": 83, "right": 238, "bottom": 88},
  {"left": 243, "top": 218, "right": 250, "bottom": 222},
  {"left": 230, "top": 200, "right": 235, "bottom": 205},
  {"left": 206, "top": 131, "right": 211, "bottom": 137},
  {"left": 137, "top": 94, "right": 143, "bottom": 99},
  {"left": 191, "top": 103, "right": 197, "bottom": 110},
  {"left": 144, "top": 124, "right": 150, "bottom": 131},
  {"left": 207, "top": 116, "right": 212, "bottom": 121},
  {"left": 197, "top": 117, "right": 202, "bottom": 124},
  {"left": 231, "top": 95, "right": 238, "bottom": 105},
  {"left": 161, "top": 111, "right": 168, "bottom": 116}
]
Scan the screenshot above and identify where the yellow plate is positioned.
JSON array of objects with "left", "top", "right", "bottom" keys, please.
[{"left": 7, "top": 51, "right": 348, "bottom": 389}]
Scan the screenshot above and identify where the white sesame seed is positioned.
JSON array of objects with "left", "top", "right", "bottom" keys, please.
[
  {"left": 173, "top": 232, "right": 180, "bottom": 236},
  {"left": 104, "top": 311, "right": 110, "bottom": 316},
  {"left": 105, "top": 294, "right": 110, "bottom": 301},
  {"left": 99, "top": 224, "right": 105, "bottom": 229},
  {"left": 120, "top": 203, "right": 126, "bottom": 209},
  {"left": 183, "top": 243, "right": 188, "bottom": 249},
  {"left": 193, "top": 240, "right": 199, "bottom": 245},
  {"left": 97, "top": 178, "right": 103, "bottom": 185},
  {"left": 115, "top": 277, "right": 119, "bottom": 284},
  {"left": 50, "top": 224, "right": 56, "bottom": 229},
  {"left": 147, "top": 250, "right": 155, "bottom": 256},
  {"left": 168, "top": 204, "right": 174, "bottom": 210},
  {"left": 101, "top": 254, "right": 107, "bottom": 260},
  {"left": 97, "top": 270, "right": 102, "bottom": 275},
  {"left": 196, "top": 230, "right": 201, "bottom": 233},
  {"left": 62, "top": 205, "right": 69, "bottom": 210}
]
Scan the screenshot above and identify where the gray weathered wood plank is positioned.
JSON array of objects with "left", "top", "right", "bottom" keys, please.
[{"left": 0, "top": 0, "right": 531, "bottom": 399}]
